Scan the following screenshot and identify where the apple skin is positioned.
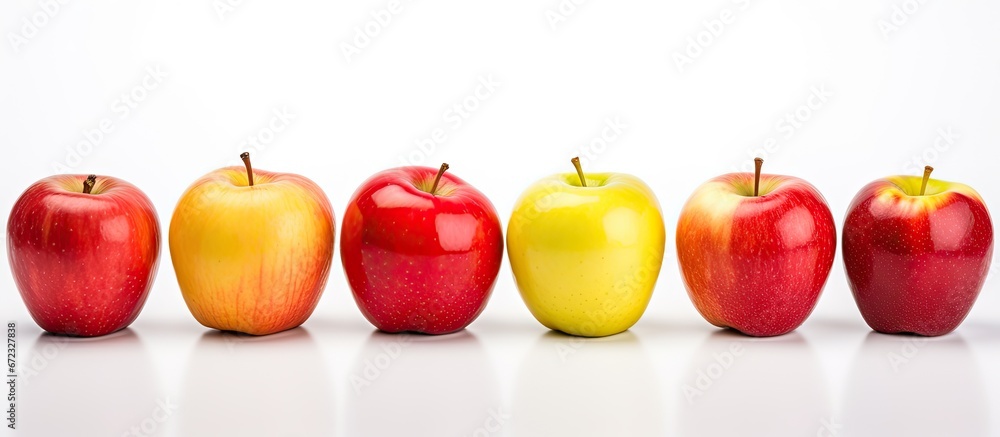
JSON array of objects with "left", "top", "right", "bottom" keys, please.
[
  {"left": 340, "top": 166, "right": 503, "bottom": 335},
  {"left": 169, "top": 166, "right": 334, "bottom": 336},
  {"left": 676, "top": 173, "right": 837, "bottom": 337},
  {"left": 507, "top": 172, "right": 665, "bottom": 338},
  {"left": 7, "top": 175, "right": 160, "bottom": 337},
  {"left": 843, "top": 176, "right": 993, "bottom": 336}
]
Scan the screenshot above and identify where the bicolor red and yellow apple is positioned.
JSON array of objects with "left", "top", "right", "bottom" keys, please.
[
  {"left": 169, "top": 153, "right": 334, "bottom": 335},
  {"left": 676, "top": 159, "right": 837, "bottom": 337},
  {"left": 340, "top": 164, "right": 504, "bottom": 334},
  {"left": 843, "top": 166, "right": 993, "bottom": 336},
  {"left": 507, "top": 158, "right": 665, "bottom": 337},
  {"left": 8, "top": 174, "right": 161, "bottom": 337}
]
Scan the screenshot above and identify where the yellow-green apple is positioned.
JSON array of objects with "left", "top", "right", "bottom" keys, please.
[
  {"left": 169, "top": 153, "right": 334, "bottom": 335},
  {"left": 843, "top": 166, "right": 993, "bottom": 336},
  {"left": 8, "top": 174, "right": 160, "bottom": 337},
  {"left": 676, "top": 158, "right": 837, "bottom": 337},
  {"left": 340, "top": 164, "right": 504, "bottom": 334},
  {"left": 507, "top": 158, "right": 665, "bottom": 337}
]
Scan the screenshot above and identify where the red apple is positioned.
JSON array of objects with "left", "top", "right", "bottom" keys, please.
[
  {"left": 7, "top": 174, "right": 160, "bottom": 337},
  {"left": 676, "top": 159, "right": 837, "bottom": 337},
  {"left": 340, "top": 164, "right": 503, "bottom": 334},
  {"left": 843, "top": 166, "right": 993, "bottom": 336}
]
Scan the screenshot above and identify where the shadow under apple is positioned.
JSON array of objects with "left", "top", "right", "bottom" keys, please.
[
  {"left": 676, "top": 330, "right": 831, "bottom": 437},
  {"left": 841, "top": 332, "right": 988, "bottom": 436},
  {"left": 345, "top": 330, "right": 502, "bottom": 437},
  {"left": 177, "top": 327, "right": 334, "bottom": 436},
  {"left": 19, "top": 329, "right": 162, "bottom": 436},
  {"left": 511, "top": 331, "right": 665, "bottom": 437}
]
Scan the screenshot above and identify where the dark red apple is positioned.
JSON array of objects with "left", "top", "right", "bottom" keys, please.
[
  {"left": 843, "top": 166, "right": 993, "bottom": 336},
  {"left": 340, "top": 164, "right": 503, "bottom": 334},
  {"left": 7, "top": 174, "right": 161, "bottom": 337}
]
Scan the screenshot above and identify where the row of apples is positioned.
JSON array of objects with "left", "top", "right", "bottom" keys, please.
[{"left": 7, "top": 155, "right": 992, "bottom": 338}]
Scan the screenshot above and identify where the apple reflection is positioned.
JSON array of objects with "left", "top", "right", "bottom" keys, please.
[
  {"left": 512, "top": 331, "right": 665, "bottom": 437},
  {"left": 345, "top": 330, "right": 501, "bottom": 436},
  {"left": 19, "top": 329, "right": 161, "bottom": 437},
  {"left": 177, "top": 328, "right": 333, "bottom": 436},
  {"left": 842, "top": 332, "right": 988, "bottom": 436},
  {"left": 677, "top": 331, "right": 831, "bottom": 436}
]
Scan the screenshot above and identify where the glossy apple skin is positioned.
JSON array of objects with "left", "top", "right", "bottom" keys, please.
[
  {"left": 169, "top": 166, "right": 334, "bottom": 336},
  {"left": 340, "top": 167, "right": 503, "bottom": 335},
  {"left": 7, "top": 175, "right": 160, "bottom": 337},
  {"left": 843, "top": 176, "right": 993, "bottom": 336},
  {"left": 677, "top": 173, "right": 836, "bottom": 337},
  {"left": 507, "top": 173, "right": 665, "bottom": 337}
]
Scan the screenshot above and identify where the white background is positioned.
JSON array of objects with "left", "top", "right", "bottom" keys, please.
[{"left": 2, "top": 1, "right": 1000, "bottom": 436}]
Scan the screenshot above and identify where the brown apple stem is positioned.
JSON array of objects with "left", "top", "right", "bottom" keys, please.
[
  {"left": 430, "top": 163, "right": 450, "bottom": 195},
  {"left": 753, "top": 157, "right": 764, "bottom": 197},
  {"left": 82, "top": 174, "right": 96, "bottom": 194},
  {"left": 920, "top": 165, "right": 934, "bottom": 196},
  {"left": 571, "top": 157, "right": 587, "bottom": 187},
  {"left": 240, "top": 152, "right": 254, "bottom": 187}
]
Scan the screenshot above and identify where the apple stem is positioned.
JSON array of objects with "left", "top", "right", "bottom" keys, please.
[
  {"left": 240, "top": 152, "right": 254, "bottom": 187},
  {"left": 920, "top": 165, "right": 934, "bottom": 196},
  {"left": 753, "top": 157, "right": 764, "bottom": 197},
  {"left": 430, "top": 163, "right": 450, "bottom": 195},
  {"left": 571, "top": 157, "right": 587, "bottom": 187},
  {"left": 82, "top": 174, "right": 96, "bottom": 194}
]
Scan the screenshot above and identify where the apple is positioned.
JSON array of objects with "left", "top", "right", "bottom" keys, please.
[
  {"left": 8, "top": 174, "right": 160, "bottom": 337},
  {"left": 169, "top": 153, "right": 334, "bottom": 335},
  {"left": 507, "top": 157, "right": 665, "bottom": 337},
  {"left": 843, "top": 166, "right": 993, "bottom": 336},
  {"left": 340, "top": 163, "right": 504, "bottom": 334},
  {"left": 676, "top": 158, "right": 837, "bottom": 337}
]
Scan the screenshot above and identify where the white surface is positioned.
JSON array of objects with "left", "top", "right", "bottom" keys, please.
[{"left": 2, "top": 1, "right": 1000, "bottom": 436}]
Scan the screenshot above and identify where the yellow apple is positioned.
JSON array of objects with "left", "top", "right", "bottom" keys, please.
[
  {"left": 507, "top": 158, "right": 665, "bottom": 337},
  {"left": 169, "top": 153, "right": 335, "bottom": 335}
]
